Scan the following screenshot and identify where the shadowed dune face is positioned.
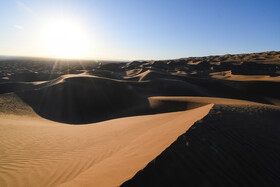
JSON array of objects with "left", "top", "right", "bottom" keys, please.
[
  {"left": 16, "top": 76, "right": 150, "bottom": 124},
  {"left": 148, "top": 97, "right": 208, "bottom": 113},
  {"left": 122, "top": 105, "right": 280, "bottom": 187}
]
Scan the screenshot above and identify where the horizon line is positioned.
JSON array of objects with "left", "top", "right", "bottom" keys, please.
[{"left": 0, "top": 50, "right": 279, "bottom": 62}]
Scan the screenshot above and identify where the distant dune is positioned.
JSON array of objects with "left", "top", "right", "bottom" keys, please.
[{"left": 0, "top": 51, "right": 280, "bottom": 186}]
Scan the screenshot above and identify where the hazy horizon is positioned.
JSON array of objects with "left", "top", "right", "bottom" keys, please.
[{"left": 1, "top": 50, "right": 279, "bottom": 62}]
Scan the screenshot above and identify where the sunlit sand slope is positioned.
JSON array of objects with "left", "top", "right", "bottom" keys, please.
[{"left": 0, "top": 104, "right": 212, "bottom": 187}]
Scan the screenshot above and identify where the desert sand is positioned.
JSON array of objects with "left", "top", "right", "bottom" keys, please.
[{"left": 1, "top": 51, "right": 280, "bottom": 186}]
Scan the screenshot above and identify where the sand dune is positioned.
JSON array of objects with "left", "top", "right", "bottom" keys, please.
[
  {"left": 1, "top": 51, "right": 280, "bottom": 186},
  {"left": 122, "top": 104, "right": 280, "bottom": 187},
  {"left": 0, "top": 99, "right": 212, "bottom": 186},
  {"left": 16, "top": 75, "right": 149, "bottom": 124}
]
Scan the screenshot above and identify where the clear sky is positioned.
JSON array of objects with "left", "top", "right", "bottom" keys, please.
[{"left": 0, "top": 0, "right": 279, "bottom": 60}]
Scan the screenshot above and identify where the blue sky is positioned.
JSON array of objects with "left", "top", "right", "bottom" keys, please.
[{"left": 0, "top": 0, "right": 279, "bottom": 60}]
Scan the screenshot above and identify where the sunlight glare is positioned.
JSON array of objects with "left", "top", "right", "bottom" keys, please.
[{"left": 43, "top": 19, "right": 88, "bottom": 59}]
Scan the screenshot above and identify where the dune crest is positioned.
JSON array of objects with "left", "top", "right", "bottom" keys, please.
[{"left": 0, "top": 103, "right": 212, "bottom": 187}]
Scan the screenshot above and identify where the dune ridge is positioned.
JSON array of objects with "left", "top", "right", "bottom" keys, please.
[
  {"left": 0, "top": 99, "right": 212, "bottom": 186},
  {"left": 122, "top": 103, "right": 280, "bottom": 187}
]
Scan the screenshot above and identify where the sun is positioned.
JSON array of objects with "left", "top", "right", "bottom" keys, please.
[{"left": 42, "top": 19, "right": 88, "bottom": 59}]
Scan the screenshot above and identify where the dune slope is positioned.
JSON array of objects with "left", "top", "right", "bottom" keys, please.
[
  {"left": 0, "top": 103, "right": 212, "bottom": 187},
  {"left": 122, "top": 104, "right": 280, "bottom": 187},
  {"left": 16, "top": 75, "right": 150, "bottom": 124}
]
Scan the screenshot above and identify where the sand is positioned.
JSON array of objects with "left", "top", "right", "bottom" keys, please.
[
  {"left": 122, "top": 104, "right": 280, "bottom": 187},
  {"left": 1, "top": 51, "right": 280, "bottom": 186},
  {"left": 0, "top": 101, "right": 212, "bottom": 186}
]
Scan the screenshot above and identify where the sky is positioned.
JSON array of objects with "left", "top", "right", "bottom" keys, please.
[{"left": 0, "top": 0, "right": 279, "bottom": 60}]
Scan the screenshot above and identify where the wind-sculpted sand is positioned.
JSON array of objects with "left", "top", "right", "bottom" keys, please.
[
  {"left": 0, "top": 51, "right": 280, "bottom": 186},
  {"left": 0, "top": 99, "right": 212, "bottom": 186}
]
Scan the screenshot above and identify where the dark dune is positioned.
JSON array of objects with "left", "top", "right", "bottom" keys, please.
[
  {"left": 0, "top": 82, "right": 38, "bottom": 94},
  {"left": 0, "top": 72, "right": 60, "bottom": 83},
  {"left": 17, "top": 75, "right": 150, "bottom": 124},
  {"left": 87, "top": 69, "right": 123, "bottom": 79},
  {"left": 122, "top": 104, "right": 280, "bottom": 187}
]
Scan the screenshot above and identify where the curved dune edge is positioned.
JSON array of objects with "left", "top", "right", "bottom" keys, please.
[
  {"left": 0, "top": 103, "right": 213, "bottom": 187},
  {"left": 121, "top": 104, "right": 280, "bottom": 186},
  {"left": 58, "top": 104, "right": 213, "bottom": 187}
]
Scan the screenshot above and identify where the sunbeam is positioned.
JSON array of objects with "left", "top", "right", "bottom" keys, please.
[{"left": 42, "top": 18, "right": 88, "bottom": 59}]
